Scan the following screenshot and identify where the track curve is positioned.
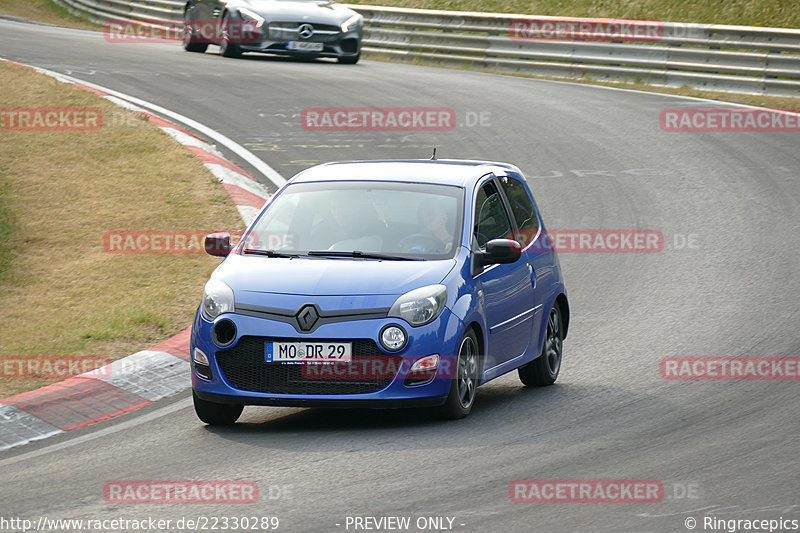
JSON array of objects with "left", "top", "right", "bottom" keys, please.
[{"left": 1, "top": 18, "right": 799, "bottom": 533}]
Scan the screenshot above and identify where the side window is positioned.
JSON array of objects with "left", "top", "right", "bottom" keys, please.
[
  {"left": 498, "top": 176, "right": 539, "bottom": 246},
  {"left": 474, "top": 181, "right": 512, "bottom": 249}
]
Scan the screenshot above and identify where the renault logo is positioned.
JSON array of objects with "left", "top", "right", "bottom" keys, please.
[
  {"left": 298, "top": 23, "right": 314, "bottom": 39},
  {"left": 296, "top": 305, "right": 319, "bottom": 331}
]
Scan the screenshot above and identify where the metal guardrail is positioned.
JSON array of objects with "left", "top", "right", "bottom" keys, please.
[
  {"left": 53, "top": 0, "right": 182, "bottom": 28},
  {"left": 52, "top": 0, "right": 800, "bottom": 97}
]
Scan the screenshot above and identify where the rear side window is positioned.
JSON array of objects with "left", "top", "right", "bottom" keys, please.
[
  {"left": 498, "top": 176, "right": 539, "bottom": 246},
  {"left": 474, "top": 181, "right": 512, "bottom": 249}
]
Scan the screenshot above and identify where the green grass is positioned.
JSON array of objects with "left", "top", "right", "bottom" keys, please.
[
  {"left": 0, "top": 0, "right": 98, "bottom": 29},
  {"left": 345, "top": 0, "right": 800, "bottom": 28},
  {"left": 79, "top": 309, "right": 171, "bottom": 341},
  {"left": 0, "top": 183, "right": 15, "bottom": 283}
]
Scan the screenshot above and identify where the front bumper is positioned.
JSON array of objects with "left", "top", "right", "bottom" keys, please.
[
  {"left": 240, "top": 26, "right": 360, "bottom": 58},
  {"left": 190, "top": 306, "right": 461, "bottom": 407},
  {"left": 195, "top": 390, "right": 447, "bottom": 409}
]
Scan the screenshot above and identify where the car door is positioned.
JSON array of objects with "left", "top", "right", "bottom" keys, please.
[
  {"left": 496, "top": 174, "right": 549, "bottom": 356},
  {"left": 473, "top": 178, "right": 537, "bottom": 372}
]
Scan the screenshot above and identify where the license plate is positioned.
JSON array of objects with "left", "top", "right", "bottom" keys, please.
[
  {"left": 266, "top": 341, "right": 352, "bottom": 362},
  {"left": 287, "top": 41, "right": 323, "bottom": 51}
]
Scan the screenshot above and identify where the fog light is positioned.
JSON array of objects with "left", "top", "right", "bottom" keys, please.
[
  {"left": 192, "top": 347, "right": 213, "bottom": 380},
  {"left": 380, "top": 325, "right": 407, "bottom": 351},
  {"left": 193, "top": 347, "right": 209, "bottom": 365},
  {"left": 410, "top": 354, "right": 439, "bottom": 373},
  {"left": 405, "top": 354, "right": 439, "bottom": 386}
]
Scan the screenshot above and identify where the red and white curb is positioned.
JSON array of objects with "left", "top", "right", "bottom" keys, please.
[{"left": 0, "top": 58, "right": 281, "bottom": 450}]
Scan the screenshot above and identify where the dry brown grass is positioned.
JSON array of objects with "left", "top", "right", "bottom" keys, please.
[{"left": 0, "top": 62, "right": 244, "bottom": 397}]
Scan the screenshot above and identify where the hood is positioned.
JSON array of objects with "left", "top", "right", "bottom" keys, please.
[
  {"left": 239, "top": 0, "right": 354, "bottom": 23},
  {"left": 215, "top": 254, "right": 456, "bottom": 300}
]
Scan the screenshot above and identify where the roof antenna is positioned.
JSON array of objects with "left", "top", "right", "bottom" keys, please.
[{"left": 430, "top": 147, "right": 437, "bottom": 160}]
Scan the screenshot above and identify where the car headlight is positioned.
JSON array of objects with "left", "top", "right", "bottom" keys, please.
[
  {"left": 238, "top": 7, "right": 265, "bottom": 28},
  {"left": 341, "top": 14, "right": 362, "bottom": 32},
  {"left": 201, "top": 279, "right": 235, "bottom": 321},
  {"left": 388, "top": 285, "right": 447, "bottom": 326}
]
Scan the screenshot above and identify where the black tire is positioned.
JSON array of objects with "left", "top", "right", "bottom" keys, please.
[
  {"left": 193, "top": 391, "right": 243, "bottom": 425},
  {"left": 183, "top": 17, "right": 208, "bottom": 53},
  {"left": 438, "top": 329, "right": 481, "bottom": 419},
  {"left": 338, "top": 53, "right": 360, "bottom": 64},
  {"left": 219, "top": 14, "right": 243, "bottom": 58},
  {"left": 518, "top": 304, "right": 563, "bottom": 386}
]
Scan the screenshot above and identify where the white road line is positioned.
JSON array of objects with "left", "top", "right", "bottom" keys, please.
[{"left": 0, "top": 397, "right": 193, "bottom": 467}]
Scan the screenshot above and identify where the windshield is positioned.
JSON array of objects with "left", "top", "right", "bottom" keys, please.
[{"left": 243, "top": 181, "right": 464, "bottom": 260}]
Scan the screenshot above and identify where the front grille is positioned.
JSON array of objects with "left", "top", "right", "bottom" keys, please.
[
  {"left": 216, "top": 336, "right": 400, "bottom": 394},
  {"left": 268, "top": 22, "right": 340, "bottom": 40}
]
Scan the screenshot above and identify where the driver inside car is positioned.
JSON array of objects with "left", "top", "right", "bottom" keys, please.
[
  {"left": 310, "top": 193, "right": 385, "bottom": 251},
  {"left": 401, "top": 198, "right": 454, "bottom": 254}
]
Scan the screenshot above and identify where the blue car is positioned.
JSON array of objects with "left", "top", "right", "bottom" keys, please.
[{"left": 191, "top": 159, "right": 569, "bottom": 424}]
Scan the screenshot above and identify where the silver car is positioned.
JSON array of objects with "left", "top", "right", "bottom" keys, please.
[{"left": 183, "top": 0, "right": 363, "bottom": 63}]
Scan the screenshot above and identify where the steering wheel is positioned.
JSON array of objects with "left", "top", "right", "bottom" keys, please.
[{"left": 398, "top": 233, "right": 447, "bottom": 253}]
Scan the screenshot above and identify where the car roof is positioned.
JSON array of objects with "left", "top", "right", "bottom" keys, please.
[{"left": 289, "top": 159, "right": 522, "bottom": 188}]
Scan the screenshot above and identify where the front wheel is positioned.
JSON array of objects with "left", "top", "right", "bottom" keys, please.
[
  {"left": 438, "top": 329, "right": 481, "bottom": 419},
  {"left": 183, "top": 16, "right": 208, "bottom": 53},
  {"left": 219, "top": 14, "right": 243, "bottom": 58},
  {"left": 193, "top": 391, "right": 243, "bottom": 425},
  {"left": 518, "top": 304, "right": 563, "bottom": 386}
]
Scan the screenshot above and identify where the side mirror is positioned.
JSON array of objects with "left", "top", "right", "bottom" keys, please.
[
  {"left": 475, "top": 239, "right": 522, "bottom": 268},
  {"left": 205, "top": 232, "right": 232, "bottom": 257}
]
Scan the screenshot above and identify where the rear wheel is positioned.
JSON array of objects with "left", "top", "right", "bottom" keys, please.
[
  {"left": 219, "top": 14, "right": 242, "bottom": 58},
  {"left": 438, "top": 329, "right": 480, "bottom": 419},
  {"left": 183, "top": 15, "right": 208, "bottom": 53},
  {"left": 193, "top": 391, "right": 243, "bottom": 425},
  {"left": 518, "top": 304, "right": 563, "bottom": 386}
]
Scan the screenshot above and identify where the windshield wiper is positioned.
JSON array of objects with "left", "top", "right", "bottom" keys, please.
[
  {"left": 243, "top": 248, "right": 302, "bottom": 258},
  {"left": 307, "top": 250, "right": 422, "bottom": 261}
]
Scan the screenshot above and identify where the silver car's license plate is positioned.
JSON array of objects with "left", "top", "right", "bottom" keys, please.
[
  {"left": 287, "top": 41, "right": 324, "bottom": 51},
  {"left": 266, "top": 341, "right": 352, "bottom": 362}
]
